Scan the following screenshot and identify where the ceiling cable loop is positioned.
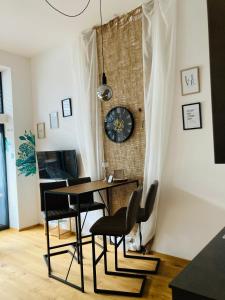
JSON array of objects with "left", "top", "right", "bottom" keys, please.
[{"left": 44, "top": 0, "right": 91, "bottom": 18}]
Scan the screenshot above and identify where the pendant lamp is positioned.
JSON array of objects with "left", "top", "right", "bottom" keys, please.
[{"left": 97, "top": 0, "right": 113, "bottom": 101}]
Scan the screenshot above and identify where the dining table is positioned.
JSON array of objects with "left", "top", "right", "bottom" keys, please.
[{"left": 44, "top": 178, "right": 139, "bottom": 292}]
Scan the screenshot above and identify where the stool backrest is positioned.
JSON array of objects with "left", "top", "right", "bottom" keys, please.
[
  {"left": 68, "top": 177, "right": 94, "bottom": 205},
  {"left": 143, "top": 180, "right": 159, "bottom": 222},
  {"left": 40, "top": 181, "right": 68, "bottom": 212},
  {"left": 126, "top": 187, "right": 143, "bottom": 233}
]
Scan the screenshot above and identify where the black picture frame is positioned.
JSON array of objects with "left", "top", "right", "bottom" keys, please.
[
  {"left": 182, "top": 102, "right": 202, "bottom": 130},
  {"left": 62, "top": 98, "right": 72, "bottom": 117}
]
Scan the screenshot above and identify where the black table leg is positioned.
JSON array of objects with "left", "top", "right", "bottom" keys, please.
[
  {"left": 106, "top": 188, "right": 111, "bottom": 216},
  {"left": 44, "top": 191, "right": 51, "bottom": 276},
  {"left": 75, "top": 216, "right": 80, "bottom": 263},
  {"left": 106, "top": 188, "right": 113, "bottom": 245},
  {"left": 77, "top": 195, "right": 85, "bottom": 292}
]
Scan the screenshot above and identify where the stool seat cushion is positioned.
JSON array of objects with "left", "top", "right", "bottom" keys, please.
[
  {"left": 70, "top": 202, "right": 105, "bottom": 213},
  {"left": 43, "top": 209, "right": 77, "bottom": 221},
  {"left": 90, "top": 215, "right": 127, "bottom": 236},
  {"left": 91, "top": 188, "right": 143, "bottom": 236}
]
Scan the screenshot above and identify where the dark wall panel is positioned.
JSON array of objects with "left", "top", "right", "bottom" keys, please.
[{"left": 208, "top": 0, "right": 225, "bottom": 163}]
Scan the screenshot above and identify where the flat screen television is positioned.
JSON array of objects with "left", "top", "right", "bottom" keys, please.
[{"left": 36, "top": 150, "right": 78, "bottom": 179}]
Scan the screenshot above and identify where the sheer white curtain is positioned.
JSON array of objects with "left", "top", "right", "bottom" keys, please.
[
  {"left": 72, "top": 0, "right": 177, "bottom": 241},
  {"left": 132, "top": 0, "right": 177, "bottom": 248},
  {"left": 72, "top": 29, "right": 104, "bottom": 234}
]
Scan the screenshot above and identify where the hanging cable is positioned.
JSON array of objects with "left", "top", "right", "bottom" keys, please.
[
  {"left": 96, "top": 0, "right": 113, "bottom": 101},
  {"left": 100, "top": 0, "right": 105, "bottom": 74},
  {"left": 44, "top": 0, "right": 91, "bottom": 18}
]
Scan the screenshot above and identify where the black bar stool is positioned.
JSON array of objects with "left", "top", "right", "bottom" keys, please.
[
  {"left": 114, "top": 180, "right": 160, "bottom": 274},
  {"left": 90, "top": 188, "right": 147, "bottom": 297},
  {"left": 66, "top": 177, "right": 105, "bottom": 264},
  {"left": 40, "top": 181, "right": 84, "bottom": 292},
  {"left": 68, "top": 177, "right": 105, "bottom": 240}
]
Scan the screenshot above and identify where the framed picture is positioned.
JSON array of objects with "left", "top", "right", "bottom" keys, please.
[
  {"left": 113, "top": 169, "right": 125, "bottom": 179},
  {"left": 62, "top": 98, "right": 72, "bottom": 117},
  {"left": 181, "top": 67, "right": 200, "bottom": 95},
  {"left": 182, "top": 102, "right": 202, "bottom": 130},
  {"left": 37, "top": 122, "right": 46, "bottom": 139},
  {"left": 49, "top": 112, "right": 59, "bottom": 129}
]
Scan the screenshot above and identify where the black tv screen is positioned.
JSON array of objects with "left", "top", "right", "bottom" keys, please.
[{"left": 36, "top": 150, "right": 78, "bottom": 179}]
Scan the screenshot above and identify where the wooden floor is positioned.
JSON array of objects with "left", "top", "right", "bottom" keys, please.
[{"left": 0, "top": 226, "right": 188, "bottom": 300}]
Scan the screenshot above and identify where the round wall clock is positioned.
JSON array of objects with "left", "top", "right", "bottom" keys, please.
[{"left": 104, "top": 106, "right": 134, "bottom": 143}]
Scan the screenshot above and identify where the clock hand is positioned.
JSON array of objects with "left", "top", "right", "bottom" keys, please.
[{"left": 104, "top": 120, "right": 114, "bottom": 123}]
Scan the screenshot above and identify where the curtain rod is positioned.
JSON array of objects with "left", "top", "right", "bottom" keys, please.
[{"left": 93, "top": 6, "right": 142, "bottom": 30}]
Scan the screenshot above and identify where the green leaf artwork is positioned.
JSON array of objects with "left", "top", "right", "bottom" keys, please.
[{"left": 16, "top": 130, "right": 36, "bottom": 176}]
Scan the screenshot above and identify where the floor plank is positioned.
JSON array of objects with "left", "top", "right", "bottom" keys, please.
[{"left": 0, "top": 226, "right": 188, "bottom": 300}]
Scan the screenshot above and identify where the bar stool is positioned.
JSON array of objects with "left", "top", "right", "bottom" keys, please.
[
  {"left": 40, "top": 182, "right": 73, "bottom": 239},
  {"left": 68, "top": 177, "right": 105, "bottom": 238},
  {"left": 114, "top": 180, "right": 160, "bottom": 274},
  {"left": 40, "top": 181, "right": 77, "bottom": 265},
  {"left": 67, "top": 177, "right": 106, "bottom": 261},
  {"left": 90, "top": 188, "right": 147, "bottom": 297},
  {"left": 40, "top": 181, "right": 83, "bottom": 291}
]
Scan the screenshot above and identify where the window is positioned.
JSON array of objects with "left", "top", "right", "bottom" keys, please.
[{"left": 0, "top": 72, "right": 9, "bottom": 230}]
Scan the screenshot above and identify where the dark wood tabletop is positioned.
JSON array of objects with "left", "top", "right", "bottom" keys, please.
[
  {"left": 169, "top": 226, "right": 225, "bottom": 300},
  {"left": 46, "top": 179, "right": 139, "bottom": 196}
]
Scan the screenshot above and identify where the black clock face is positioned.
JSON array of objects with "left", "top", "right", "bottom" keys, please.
[{"left": 104, "top": 106, "right": 134, "bottom": 143}]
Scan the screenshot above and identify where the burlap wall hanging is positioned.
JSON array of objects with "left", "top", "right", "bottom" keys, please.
[{"left": 96, "top": 6, "right": 145, "bottom": 213}]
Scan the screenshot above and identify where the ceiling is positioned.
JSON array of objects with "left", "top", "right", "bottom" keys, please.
[{"left": 0, "top": 0, "right": 142, "bottom": 58}]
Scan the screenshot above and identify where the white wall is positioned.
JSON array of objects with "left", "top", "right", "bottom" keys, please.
[
  {"left": 0, "top": 49, "right": 39, "bottom": 229},
  {"left": 31, "top": 44, "right": 84, "bottom": 221},
  {"left": 30, "top": 0, "right": 225, "bottom": 260},
  {"left": 153, "top": 0, "right": 225, "bottom": 260},
  {"left": 31, "top": 44, "right": 83, "bottom": 163},
  {"left": 32, "top": 46, "right": 75, "bottom": 150}
]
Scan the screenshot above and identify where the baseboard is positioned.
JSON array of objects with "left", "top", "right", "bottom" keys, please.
[{"left": 18, "top": 224, "right": 41, "bottom": 232}]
